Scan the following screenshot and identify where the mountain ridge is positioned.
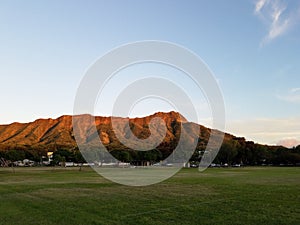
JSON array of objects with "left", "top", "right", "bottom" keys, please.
[
  {"left": 1, "top": 111, "right": 299, "bottom": 166},
  {"left": 0, "top": 111, "right": 201, "bottom": 148}
]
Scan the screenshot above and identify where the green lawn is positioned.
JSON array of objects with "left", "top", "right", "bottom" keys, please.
[{"left": 0, "top": 166, "right": 299, "bottom": 225}]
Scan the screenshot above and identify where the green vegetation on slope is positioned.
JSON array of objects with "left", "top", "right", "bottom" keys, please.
[{"left": 0, "top": 112, "right": 300, "bottom": 166}]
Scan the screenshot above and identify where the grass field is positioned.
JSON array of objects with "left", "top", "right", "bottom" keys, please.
[{"left": 0, "top": 166, "right": 299, "bottom": 225}]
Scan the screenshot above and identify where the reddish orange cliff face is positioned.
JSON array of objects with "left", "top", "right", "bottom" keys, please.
[
  {"left": 0, "top": 111, "right": 196, "bottom": 148},
  {"left": 0, "top": 111, "right": 235, "bottom": 153}
]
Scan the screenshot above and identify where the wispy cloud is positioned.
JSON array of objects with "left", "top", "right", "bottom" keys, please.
[
  {"left": 290, "top": 87, "right": 300, "bottom": 93},
  {"left": 255, "top": 0, "right": 269, "bottom": 14},
  {"left": 277, "top": 138, "right": 300, "bottom": 148},
  {"left": 278, "top": 88, "right": 300, "bottom": 103},
  {"left": 226, "top": 116, "right": 300, "bottom": 146},
  {"left": 254, "top": 0, "right": 298, "bottom": 45}
]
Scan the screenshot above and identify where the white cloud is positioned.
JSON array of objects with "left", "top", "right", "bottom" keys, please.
[
  {"left": 279, "top": 95, "right": 300, "bottom": 103},
  {"left": 277, "top": 138, "right": 300, "bottom": 148},
  {"left": 291, "top": 87, "right": 300, "bottom": 93},
  {"left": 277, "top": 88, "right": 300, "bottom": 103},
  {"left": 255, "top": 0, "right": 269, "bottom": 14},
  {"left": 226, "top": 117, "right": 300, "bottom": 145},
  {"left": 254, "top": 0, "right": 298, "bottom": 45}
]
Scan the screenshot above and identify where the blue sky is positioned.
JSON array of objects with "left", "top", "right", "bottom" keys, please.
[{"left": 0, "top": 0, "right": 299, "bottom": 146}]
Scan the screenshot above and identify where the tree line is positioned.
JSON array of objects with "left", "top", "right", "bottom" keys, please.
[
  {"left": 211, "top": 138, "right": 300, "bottom": 166},
  {"left": 0, "top": 139, "right": 300, "bottom": 166}
]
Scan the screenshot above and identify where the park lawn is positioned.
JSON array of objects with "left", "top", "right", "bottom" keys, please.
[{"left": 0, "top": 166, "right": 299, "bottom": 225}]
